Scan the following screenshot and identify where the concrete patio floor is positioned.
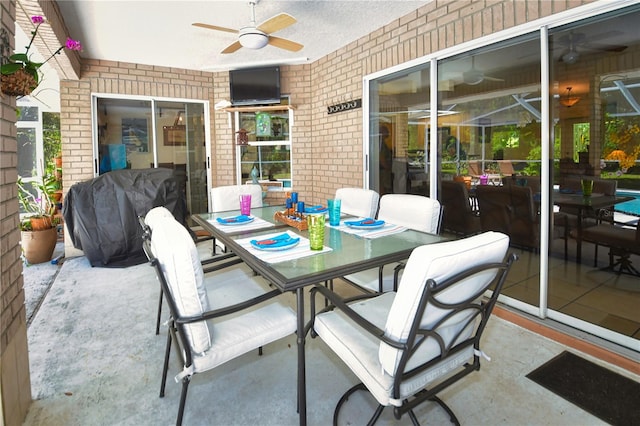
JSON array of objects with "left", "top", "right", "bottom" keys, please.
[{"left": 21, "top": 247, "right": 639, "bottom": 426}]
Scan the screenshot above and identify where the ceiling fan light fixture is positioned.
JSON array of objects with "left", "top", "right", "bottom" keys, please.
[
  {"left": 560, "top": 87, "right": 580, "bottom": 107},
  {"left": 239, "top": 28, "right": 269, "bottom": 49},
  {"left": 562, "top": 50, "right": 580, "bottom": 64}
]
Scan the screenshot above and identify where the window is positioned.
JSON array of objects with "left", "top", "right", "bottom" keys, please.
[{"left": 234, "top": 104, "right": 293, "bottom": 190}]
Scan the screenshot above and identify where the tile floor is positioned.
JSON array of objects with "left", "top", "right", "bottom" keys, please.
[{"left": 496, "top": 239, "right": 640, "bottom": 340}]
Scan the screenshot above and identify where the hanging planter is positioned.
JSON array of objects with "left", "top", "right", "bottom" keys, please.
[
  {"left": 0, "top": 68, "right": 37, "bottom": 97},
  {"left": 0, "top": 15, "right": 82, "bottom": 97}
]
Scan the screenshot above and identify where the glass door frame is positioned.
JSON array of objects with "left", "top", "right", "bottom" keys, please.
[
  {"left": 91, "top": 93, "right": 212, "bottom": 213},
  {"left": 362, "top": 1, "right": 639, "bottom": 351}
]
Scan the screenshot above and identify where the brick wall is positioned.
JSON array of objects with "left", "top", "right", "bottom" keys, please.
[
  {"left": 307, "top": 0, "right": 591, "bottom": 204},
  {"left": 1, "top": 2, "right": 33, "bottom": 425}
]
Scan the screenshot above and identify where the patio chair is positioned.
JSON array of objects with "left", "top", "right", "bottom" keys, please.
[
  {"left": 467, "top": 161, "right": 501, "bottom": 185},
  {"left": 142, "top": 214, "right": 296, "bottom": 426},
  {"left": 141, "top": 206, "right": 243, "bottom": 335},
  {"left": 342, "top": 194, "right": 442, "bottom": 293},
  {"left": 310, "top": 232, "right": 516, "bottom": 425},
  {"left": 335, "top": 187, "right": 380, "bottom": 218},
  {"left": 209, "top": 184, "right": 263, "bottom": 253},
  {"left": 476, "top": 185, "right": 568, "bottom": 259},
  {"left": 502, "top": 175, "right": 541, "bottom": 194},
  {"left": 575, "top": 218, "right": 640, "bottom": 275},
  {"left": 475, "top": 185, "right": 540, "bottom": 251},
  {"left": 440, "top": 180, "right": 481, "bottom": 236},
  {"left": 496, "top": 160, "right": 515, "bottom": 176}
]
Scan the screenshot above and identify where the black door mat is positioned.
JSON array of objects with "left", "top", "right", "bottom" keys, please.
[{"left": 526, "top": 351, "right": 640, "bottom": 426}]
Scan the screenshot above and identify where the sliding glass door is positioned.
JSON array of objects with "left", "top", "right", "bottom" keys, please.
[
  {"left": 366, "top": 4, "right": 640, "bottom": 350},
  {"left": 94, "top": 96, "right": 209, "bottom": 216}
]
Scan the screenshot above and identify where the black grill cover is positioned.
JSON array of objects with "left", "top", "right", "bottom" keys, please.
[{"left": 63, "top": 168, "right": 187, "bottom": 267}]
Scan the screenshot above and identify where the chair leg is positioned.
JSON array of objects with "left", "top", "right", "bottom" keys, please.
[
  {"left": 407, "top": 408, "right": 421, "bottom": 426},
  {"left": 160, "top": 326, "right": 173, "bottom": 398},
  {"left": 155, "top": 289, "right": 164, "bottom": 335},
  {"left": 176, "top": 376, "right": 191, "bottom": 426},
  {"left": 594, "top": 243, "right": 599, "bottom": 267},
  {"left": 333, "top": 383, "right": 385, "bottom": 426},
  {"left": 430, "top": 395, "right": 460, "bottom": 426}
]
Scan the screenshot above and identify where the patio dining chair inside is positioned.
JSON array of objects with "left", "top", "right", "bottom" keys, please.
[
  {"left": 575, "top": 218, "right": 640, "bottom": 275},
  {"left": 475, "top": 185, "right": 540, "bottom": 251},
  {"left": 335, "top": 187, "right": 380, "bottom": 218},
  {"left": 143, "top": 214, "right": 297, "bottom": 426},
  {"left": 310, "top": 232, "right": 516, "bottom": 425},
  {"left": 141, "top": 206, "right": 244, "bottom": 335},
  {"left": 440, "top": 180, "right": 481, "bottom": 236},
  {"left": 342, "top": 194, "right": 442, "bottom": 293}
]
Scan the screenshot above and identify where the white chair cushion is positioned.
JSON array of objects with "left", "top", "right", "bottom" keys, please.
[
  {"left": 145, "top": 206, "right": 174, "bottom": 231},
  {"left": 379, "top": 231, "right": 509, "bottom": 376},
  {"left": 314, "top": 292, "right": 475, "bottom": 407},
  {"left": 191, "top": 264, "right": 297, "bottom": 373},
  {"left": 343, "top": 194, "right": 442, "bottom": 292},
  {"left": 377, "top": 194, "right": 441, "bottom": 234},
  {"left": 151, "top": 216, "right": 211, "bottom": 354},
  {"left": 335, "top": 188, "right": 380, "bottom": 218},
  {"left": 210, "top": 184, "right": 263, "bottom": 212}
]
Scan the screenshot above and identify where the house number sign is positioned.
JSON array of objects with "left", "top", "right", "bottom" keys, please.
[{"left": 327, "top": 98, "right": 362, "bottom": 114}]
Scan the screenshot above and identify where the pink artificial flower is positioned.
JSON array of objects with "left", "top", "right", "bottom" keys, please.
[
  {"left": 31, "top": 16, "right": 44, "bottom": 24},
  {"left": 65, "top": 38, "right": 82, "bottom": 51}
]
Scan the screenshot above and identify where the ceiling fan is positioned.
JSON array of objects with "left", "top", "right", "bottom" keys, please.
[
  {"left": 558, "top": 31, "right": 627, "bottom": 64},
  {"left": 193, "top": 0, "right": 303, "bottom": 54},
  {"left": 463, "top": 57, "right": 504, "bottom": 85}
]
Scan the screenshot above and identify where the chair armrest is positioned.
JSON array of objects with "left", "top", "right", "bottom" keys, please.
[
  {"left": 175, "top": 288, "right": 283, "bottom": 325},
  {"left": 309, "top": 284, "right": 405, "bottom": 350}
]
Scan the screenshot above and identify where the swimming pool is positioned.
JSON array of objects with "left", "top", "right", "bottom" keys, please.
[{"left": 615, "top": 190, "right": 640, "bottom": 216}]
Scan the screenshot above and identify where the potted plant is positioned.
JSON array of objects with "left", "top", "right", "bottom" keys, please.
[
  {"left": 17, "top": 173, "right": 59, "bottom": 264},
  {"left": 0, "top": 15, "right": 81, "bottom": 97}
]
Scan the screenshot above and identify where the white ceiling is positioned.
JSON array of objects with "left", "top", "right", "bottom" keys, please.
[{"left": 56, "top": 0, "right": 428, "bottom": 71}]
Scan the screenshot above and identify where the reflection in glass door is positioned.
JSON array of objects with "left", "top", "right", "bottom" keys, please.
[
  {"left": 95, "top": 96, "right": 209, "bottom": 216},
  {"left": 153, "top": 101, "right": 208, "bottom": 216},
  {"left": 368, "top": 63, "right": 431, "bottom": 196}
]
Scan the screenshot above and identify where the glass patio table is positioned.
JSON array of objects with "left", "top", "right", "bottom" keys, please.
[{"left": 193, "top": 206, "right": 448, "bottom": 426}]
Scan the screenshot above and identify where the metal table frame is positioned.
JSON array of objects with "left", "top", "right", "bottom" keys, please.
[
  {"left": 554, "top": 192, "right": 633, "bottom": 262},
  {"left": 192, "top": 206, "right": 448, "bottom": 425}
]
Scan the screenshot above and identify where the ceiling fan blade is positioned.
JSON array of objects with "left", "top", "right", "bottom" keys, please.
[
  {"left": 257, "top": 13, "right": 296, "bottom": 34},
  {"left": 484, "top": 76, "right": 505, "bottom": 82},
  {"left": 221, "top": 41, "right": 243, "bottom": 54},
  {"left": 267, "top": 36, "right": 303, "bottom": 52},
  {"left": 192, "top": 23, "right": 238, "bottom": 34},
  {"left": 581, "top": 42, "right": 628, "bottom": 53}
]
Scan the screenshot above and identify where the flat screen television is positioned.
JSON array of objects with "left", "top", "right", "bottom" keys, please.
[{"left": 229, "top": 66, "right": 281, "bottom": 106}]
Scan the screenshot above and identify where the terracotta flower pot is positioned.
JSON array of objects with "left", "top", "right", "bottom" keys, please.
[
  {"left": 21, "top": 228, "right": 57, "bottom": 264},
  {"left": 30, "top": 216, "right": 53, "bottom": 231}
]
